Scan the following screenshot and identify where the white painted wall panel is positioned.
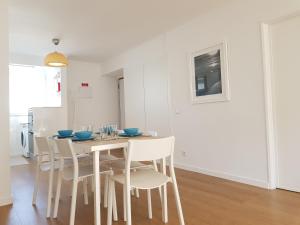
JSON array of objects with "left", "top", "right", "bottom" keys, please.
[
  {"left": 67, "top": 60, "right": 119, "bottom": 130},
  {"left": 0, "top": 0, "right": 12, "bottom": 206},
  {"left": 101, "top": 0, "right": 300, "bottom": 188},
  {"left": 144, "top": 57, "right": 170, "bottom": 136},
  {"left": 123, "top": 65, "right": 146, "bottom": 130}
]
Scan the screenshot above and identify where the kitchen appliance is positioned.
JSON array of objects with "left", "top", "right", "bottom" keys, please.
[
  {"left": 28, "top": 108, "right": 34, "bottom": 157},
  {"left": 20, "top": 122, "right": 30, "bottom": 157}
]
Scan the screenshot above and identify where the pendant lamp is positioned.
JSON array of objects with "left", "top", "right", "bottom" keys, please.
[{"left": 44, "top": 38, "right": 68, "bottom": 67}]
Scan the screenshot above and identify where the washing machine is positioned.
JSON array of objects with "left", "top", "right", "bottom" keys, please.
[{"left": 20, "top": 123, "right": 30, "bottom": 158}]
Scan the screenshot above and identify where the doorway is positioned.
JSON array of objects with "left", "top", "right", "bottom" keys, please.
[
  {"left": 263, "top": 14, "right": 300, "bottom": 191},
  {"left": 9, "top": 64, "right": 62, "bottom": 163}
]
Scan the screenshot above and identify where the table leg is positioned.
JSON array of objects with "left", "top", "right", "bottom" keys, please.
[{"left": 94, "top": 151, "right": 101, "bottom": 225}]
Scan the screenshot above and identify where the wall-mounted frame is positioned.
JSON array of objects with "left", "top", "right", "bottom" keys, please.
[{"left": 190, "top": 42, "right": 230, "bottom": 104}]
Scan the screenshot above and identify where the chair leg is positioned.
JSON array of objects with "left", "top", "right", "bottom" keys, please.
[
  {"left": 123, "top": 185, "right": 127, "bottom": 221},
  {"left": 32, "top": 165, "right": 40, "bottom": 205},
  {"left": 133, "top": 169, "right": 139, "bottom": 198},
  {"left": 104, "top": 174, "right": 109, "bottom": 208},
  {"left": 107, "top": 179, "right": 113, "bottom": 225},
  {"left": 112, "top": 181, "right": 118, "bottom": 221},
  {"left": 153, "top": 160, "right": 162, "bottom": 201},
  {"left": 162, "top": 184, "right": 168, "bottom": 223},
  {"left": 46, "top": 165, "right": 54, "bottom": 217},
  {"left": 69, "top": 179, "right": 78, "bottom": 225},
  {"left": 126, "top": 184, "right": 132, "bottom": 225},
  {"left": 99, "top": 173, "right": 102, "bottom": 205},
  {"left": 135, "top": 188, "right": 140, "bottom": 198},
  {"left": 147, "top": 189, "right": 152, "bottom": 219},
  {"left": 53, "top": 171, "right": 63, "bottom": 218},
  {"left": 83, "top": 178, "right": 89, "bottom": 205},
  {"left": 90, "top": 176, "right": 95, "bottom": 193},
  {"left": 172, "top": 180, "right": 185, "bottom": 225}
]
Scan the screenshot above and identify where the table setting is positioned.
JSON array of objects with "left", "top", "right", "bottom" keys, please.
[{"left": 53, "top": 124, "right": 145, "bottom": 143}]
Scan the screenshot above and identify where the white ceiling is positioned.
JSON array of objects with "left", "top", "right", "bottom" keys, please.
[{"left": 9, "top": 0, "right": 232, "bottom": 62}]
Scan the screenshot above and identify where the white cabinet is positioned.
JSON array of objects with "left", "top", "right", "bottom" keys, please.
[
  {"left": 123, "top": 59, "right": 171, "bottom": 135},
  {"left": 144, "top": 57, "right": 170, "bottom": 136},
  {"left": 123, "top": 65, "right": 146, "bottom": 130}
]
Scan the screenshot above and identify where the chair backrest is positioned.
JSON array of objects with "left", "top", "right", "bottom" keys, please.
[
  {"left": 127, "top": 136, "right": 175, "bottom": 163},
  {"left": 34, "top": 136, "right": 56, "bottom": 163},
  {"left": 54, "top": 139, "right": 75, "bottom": 159},
  {"left": 125, "top": 136, "right": 175, "bottom": 188},
  {"left": 34, "top": 136, "right": 51, "bottom": 155}
]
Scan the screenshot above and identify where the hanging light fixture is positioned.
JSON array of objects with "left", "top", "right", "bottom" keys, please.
[{"left": 44, "top": 38, "right": 68, "bottom": 67}]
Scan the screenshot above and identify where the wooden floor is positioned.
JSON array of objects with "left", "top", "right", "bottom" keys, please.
[{"left": 1, "top": 162, "right": 300, "bottom": 225}]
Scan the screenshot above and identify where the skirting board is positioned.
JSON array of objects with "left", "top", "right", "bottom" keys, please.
[
  {"left": 175, "top": 163, "right": 269, "bottom": 189},
  {"left": 0, "top": 196, "right": 13, "bottom": 206}
]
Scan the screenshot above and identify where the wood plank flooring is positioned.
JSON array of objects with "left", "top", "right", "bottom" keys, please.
[{"left": 1, "top": 161, "right": 300, "bottom": 225}]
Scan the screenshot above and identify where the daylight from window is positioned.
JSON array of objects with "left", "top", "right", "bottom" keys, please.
[{"left": 9, "top": 65, "right": 62, "bottom": 115}]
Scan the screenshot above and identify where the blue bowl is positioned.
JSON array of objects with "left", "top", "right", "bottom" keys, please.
[
  {"left": 58, "top": 130, "right": 73, "bottom": 137},
  {"left": 74, "top": 131, "right": 93, "bottom": 139},
  {"left": 123, "top": 128, "right": 139, "bottom": 135}
]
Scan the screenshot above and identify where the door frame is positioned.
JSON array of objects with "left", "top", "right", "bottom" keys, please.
[
  {"left": 261, "top": 11, "right": 300, "bottom": 189},
  {"left": 118, "top": 77, "right": 125, "bottom": 129}
]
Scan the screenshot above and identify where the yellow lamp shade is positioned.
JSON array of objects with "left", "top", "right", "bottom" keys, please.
[{"left": 44, "top": 51, "right": 68, "bottom": 67}]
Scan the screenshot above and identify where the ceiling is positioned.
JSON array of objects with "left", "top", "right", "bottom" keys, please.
[{"left": 9, "top": 0, "right": 232, "bottom": 62}]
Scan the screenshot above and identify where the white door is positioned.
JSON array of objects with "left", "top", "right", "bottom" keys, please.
[{"left": 271, "top": 15, "right": 300, "bottom": 192}]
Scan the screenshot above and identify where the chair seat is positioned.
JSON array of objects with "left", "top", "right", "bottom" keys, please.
[
  {"left": 62, "top": 164, "right": 110, "bottom": 181},
  {"left": 39, "top": 161, "right": 58, "bottom": 171},
  {"left": 39, "top": 159, "right": 73, "bottom": 171},
  {"left": 111, "top": 169, "right": 171, "bottom": 189},
  {"left": 100, "top": 154, "right": 122, "bottom": 162},
  {"left": 107, "top": 159, "right": 153, "bottom": 171},
  {"left": 39, "top": 154, "right": 93, "bottom": 171}
]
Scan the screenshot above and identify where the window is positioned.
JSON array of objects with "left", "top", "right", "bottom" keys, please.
[{"left": 9, "top": 64, "right": 62, "bottom": 115}]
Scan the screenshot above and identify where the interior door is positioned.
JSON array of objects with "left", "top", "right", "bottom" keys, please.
[{"left": 271, "top": 15, "right": 300, "bottom": 192}]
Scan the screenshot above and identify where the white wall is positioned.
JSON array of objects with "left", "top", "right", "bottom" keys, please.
[
  {"left": 0, "top": 0, "right": 12, "bottom": 206},
  {"left": 67, "top": 60, "right": 119, "bottom": 130},
  {"left": 101, "top": 0, "right": 300, "bottom": 188},
  {"left": 8, "top": 56, "right": 119, "bottom": 134},
  {"left": 102, "top": 36, "right": 171, "bottom": 136},
  {"left": 10, "top": 53, "right": 44, "bottom": 66}
]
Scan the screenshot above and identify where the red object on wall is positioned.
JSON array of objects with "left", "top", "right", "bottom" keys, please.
[
  {"left": 57, "top": 82, "right": 61, "bottom": 92},
  {"left": 81, "top": 83, "right": 89, "bottom": 87}
]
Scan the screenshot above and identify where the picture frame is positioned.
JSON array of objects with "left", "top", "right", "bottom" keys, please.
[{"left": 190, "top": 42, "right": 230, "bottom": 104}]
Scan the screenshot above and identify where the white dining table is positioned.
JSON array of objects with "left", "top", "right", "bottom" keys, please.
[{"left": 73, "top": 136, "right": 156, "bottom": 225}]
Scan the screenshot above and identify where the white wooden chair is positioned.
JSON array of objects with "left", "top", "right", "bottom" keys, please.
[
  {"left": 106, "top": 131, "right": 160, "bottom": 202},
  {"left": 32, "top": 136, "right": 60, "bottom": 218},
  {"left": 107, "top": 136, "right": 185, "bottom": 225},
  {"left": 32, "top": 136, "right": 94, "bottom": 217},
  {"left": 52, "top": 139, "right": 117, "bottom": 225}
]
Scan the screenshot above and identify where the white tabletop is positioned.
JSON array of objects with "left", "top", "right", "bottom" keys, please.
[{"left": 73, "top": 135, "right": 158, "bottom": 152}]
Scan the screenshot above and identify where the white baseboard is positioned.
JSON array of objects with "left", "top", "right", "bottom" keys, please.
[
  {"left": 0, "top": 196, "right": 13, "bottom": 206},
  {"left": 174, "top": 163, "right": 269, "bottom": 189}
]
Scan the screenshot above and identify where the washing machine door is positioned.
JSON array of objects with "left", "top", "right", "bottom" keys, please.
[
  {"left": 21, "top": 129, "right": 30, "bottom": 157},
  {"left": 21, "top": 131, "right": 26, "bottom": 147}
]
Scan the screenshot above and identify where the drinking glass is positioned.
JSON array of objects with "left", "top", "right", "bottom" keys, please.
[
  {"left": 87, "top": 125, "right": 93, "bottom": 132},
  {"left": 111, "top": 123, "right": 118, "bottom": 138}
]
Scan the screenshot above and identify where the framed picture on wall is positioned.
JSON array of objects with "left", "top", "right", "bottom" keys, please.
[{"left": 190, "top": 42, "right": 230, "bottom": 104}]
